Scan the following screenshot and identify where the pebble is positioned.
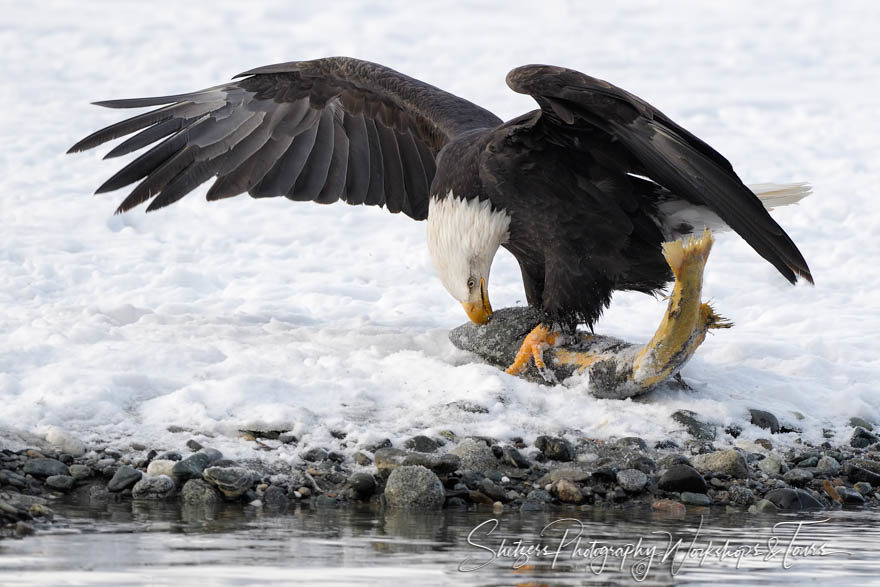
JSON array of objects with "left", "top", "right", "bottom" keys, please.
[
  {"left": 755, "top": 439, "right": 773, "bottom": 451},
  {"left": 451, "top": 439, "right": 497, "bottom": 472},
  {"left": 45, "top": 475, "right": 75, "bottom": 491},
  {"left": 262, "top": 485, "right": 288, "bottom": 507},
  {"left": 554, "top": 479, "right": 583, "bottom": 504},
  {"left": 22, "top": 458, "right": 70, "bottom": 479},
  {"left": 197, "top": 448, "right": 223, "bottom": 463},
  {"left": 616, "top": 469, "right": 648, "bottom": 493},
  {"left": 751, "top": 499, "right": 779, "bottom": 514},
  {"left": 850, "top": 417, "right": 874, "bottom": 431},
  {"left": 728, "top": 485, "right": 755, "bottom": 506},
  {"left": 171, "top": 452, "right": 212, "bottom": 481},
  {"left": 279, "top": 432, "right": 298, "bottom": 444},
  {"left": 354, "top": 452, "right": 373, "bottom": 466},
  {"left": 203, "top": 467, "right": 254, "bottom": 499},
  {"left": 854, "top": 482, "right": 873, "bottom": 494},
  {"left": 845, "top": 463, "right": 880, "bottom": 486},
  {"left": 107, "top": 466, "right": 142, "bottom": 492},
  {"left": 758, "top": 453, "right": 787, "bottom": 476},
  {"left": 302, "top": 447, "right": 329, "bottom": 462},
  {"left": 783, "top": 468, "right": 813, "bottom": 487},
  {"left": 403, "top": 436, "right": 441, "bottom": 453},
  {"left": 658, "top": 464, "right": 708, "bottom": 493},
  {"left": 672, "top": 410, "right": 716, "bottom": 440},
  {"left": 534, "top": 436, "right": 574, "bottom": 462},
  {"left": 501, "top": 446, "right": 531, "bottom": 469},
  {"left": 186, "top": 439, "right": 203, "bottom": 452},
  {"left": 816, "top": 456, "right": 841, "bottom": 476},
  {"left": 383, "top": 466, "right": 444, "bottom": 510},
  {"left": 764, "top": 488, "right": 824, "bottom": 511},
  {"left": 851, "top": 427, "right": 880, "bottom": 449},
  {"left": 181, "top": 479, "right": 221, "bottom": 507},
  {"left": 837, "top": 487, "right": 866, "bottom": 506},
  {"left": 748, "top": 409, "right": 780, "bottom": 434},
  {"left": 68, "top": 464, "right": 92, "bottom": 481},
  {"left": 132, "top": 475, "right": 176, "bottom": 499},
  {"left": 146, "top": 459, "right": 176, "bottom": 478},
  {"left": 692, "top": 450, "right": 749, "bottom": 479},
  {"left": 345, "top": 473, "right": 377, "bottom": 498},
  {"left": 680, "top": 492, "right": 712, "bottom": 507},
  {"left": 652, "top": 498, "right": 685, "bottom": 513}
]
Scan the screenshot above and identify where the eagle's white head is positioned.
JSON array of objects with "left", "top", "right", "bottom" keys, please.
[{"left": 426, "top": 193, "right": 511, "bottom": 324}]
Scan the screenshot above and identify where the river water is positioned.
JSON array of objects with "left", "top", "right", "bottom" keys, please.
[{"left": 1, "top": 500, "right": 878, "bottom": 585}]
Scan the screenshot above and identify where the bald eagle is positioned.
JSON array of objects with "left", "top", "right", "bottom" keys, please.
[{"left": 68, "top": 57, "right": 812, "bottom": 375}]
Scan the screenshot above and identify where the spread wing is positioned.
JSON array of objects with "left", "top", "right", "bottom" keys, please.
[
  {"left": 504, "top": 64, "right": 812, "bottom": 284},
  {"left": 68, "top": 57, "right": 502, "bottom": 219}
]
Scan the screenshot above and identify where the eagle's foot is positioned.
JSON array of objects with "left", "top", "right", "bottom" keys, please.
[{"left": 505, "top": 323, "right": 561, "bottom": 376}]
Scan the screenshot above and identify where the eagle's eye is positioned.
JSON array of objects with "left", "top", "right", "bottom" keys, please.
[{"left": 466, "top": 277, "right": 476, "bottom": 290}]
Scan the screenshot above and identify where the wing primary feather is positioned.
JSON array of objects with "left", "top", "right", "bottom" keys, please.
[
  {"left": 103, "top": 117, "right": 188, "bottom": 159},
  {"left": 95, "top": 131, "right": 189, "bottom": 193},
  {"left": 315, "top": 110, "right": 350, "bottom": 204},
  {"left": 362, "top": 118, "right": 385, "bottom": 206},
  {"left": 289, "top": 107, "right": 335, "bottom": 201},
  {"left": 341, "top": 112, "right": 370, "bottom": 205},
  {"left": 375, "top": 122, "right": 405, "bottom": 212},
  {"left": 395, "top": 130, "right": 429, "bottom": 218}
]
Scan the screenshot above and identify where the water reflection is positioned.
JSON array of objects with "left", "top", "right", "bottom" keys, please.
[{"left": 0, "top": 498, "right": 878, "bottom": 585}]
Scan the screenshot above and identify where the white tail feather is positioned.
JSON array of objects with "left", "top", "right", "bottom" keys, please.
[{"left": 748, "top": 182, "right": 812, "bottom": 210}]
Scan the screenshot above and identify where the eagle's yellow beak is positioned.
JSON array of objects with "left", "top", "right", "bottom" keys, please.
[{"left": 461, "top": 278, "right": 493, "bottom": 325}]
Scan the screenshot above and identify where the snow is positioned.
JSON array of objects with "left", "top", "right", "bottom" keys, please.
[{"left": 2, "top": 0, "right": 879, "bottom": 460}]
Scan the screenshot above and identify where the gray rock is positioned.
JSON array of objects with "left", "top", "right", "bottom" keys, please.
[
  {"left": 545, "top": 466, "right": 593, "bottom": 484},
  {"left": 181, "top": 479, "right": 220, "bottom": 507},
  {"left": 752, "top": 498, "right": 779, "bottom": 513},
  {"left": 107, "top": 465, "right": 142, "bottom": 492},
  {"left": 759, "top": 453, "right": 787, "bottom": 475},
  {"left": 45, "top": 475, "right": 74, "bottom": 491},
  {"left": 203, "top": 467, "right": 254, "bottom": 499},
  {"left": 365, "top": 439, "right": 392, "bottom": 453},
  {"left": 681, "top": 492, "right": 712, "bottom": 506},
  {"left": 616, "top": 469, "right": 648, "bottom": 493},
  {"left": 302, "top": 447, "right": 329, "bottom": 462},
  {"left": 850, "top": 417, "right": 874, "bottom": 431},
  {"left": 845, "top": 463, "right": 880, "bottom": 486},
  {"left": 755, "top": 439, "right": 773, "bottom": 451},
  {"left": 480, "top": 478, "right": 508, "bottom": 502},
  {"left": 816, "top": 456, "right": 841, "bottom": 476},
  {"left": 278, "top": 432, "right": 298, "bottom": 444},
  {"left": 186, "top": 439, "right": 203, "bottom": 452},
  {"left": 375, "top": 448, "right": 460, "bottom": 477},
  {"left": 616, "top": 437, "right": 648, "bottom": 451},
  {"left": 749, "top": 409, "right": 780, "bottom": 433},
  {"left": 171, "top": 452, "right": 212, "bottom": 481},
  {"left": 534, "top": 436, "right": 573, "bottom": 462},
  {"left": 156, "top": 450, "right": 182, "bottom": 461},
  {"left": 132, "top": 475, "right": 176, "bottom": 499},
  {"left": 526, "top": 489, "right": 552, "bottom": 502},
  {"left": 146, "top": 459, "right": 176, "bottom": 478},
  {"left": 345, "top": 473, "right": 377, "bottom": 498},
  {"left": 554, "top": 479, "right": 583, "bottom": 503},
  {"left": 851, "top": 427, "right": 880, "bottom": 448},
  {"left": 197, "top": 448, "right": 223, "bottom": 463},
  {"left": 445, "top": 400, "right": 489, "bottom": 414},
  {"left": 672, "top": 410, "right": 716, "bottom": 440},
  {"left": 451, "top": 439, "right": 497, "bottom": 472},
  {"left": 728, "top": 485, "right": 755, "bottom": 506},
  {"left": 784, "top": 468, "right": 813, "bottom": 487},
  {"left": 625, "top": 455, "right": 657, "bottom": 474},
  {"left": 837, "top": 487, "right": 865, "bottom": 506},
  {"left": 403, "top": 436, "right": 441, "bottom": 453},
  {"left": 383, "top": 466, "right": 444, "bottom": 510},
  {"left": 262, "top": 485, "right": 288, "bottom": 507},
  {"left": 501, "top": 446, "right": 531, "bottom": 469},
  {"left": 692, "top": 450, "right": 749, "bottom": 479},
  {"left": 854, "top": 482, "right": 873, "bottom": 494},
  {"left": 847, "top": 458, "right": 880, "bottom": 475},
  {"left": 765, "top": 488, "right": 823, "bottom": 511},
  {"left": 68, "top": 464, "right": 92, "bottom": 481},
  {"left": 658, "top": 464, "right": 707, "bottom": 493},
  {"left": 22, "top": 458, "right": 69, "bottom": 479},
  {"left": 354, "top": 452, "right": 373, "bottom": 466}
]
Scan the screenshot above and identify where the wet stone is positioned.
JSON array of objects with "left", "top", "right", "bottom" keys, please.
[
  {"left": 186, "top": 439, "right": 203, "bottom": 452},
  {"left": 854, "top": 482, "right": 873, "bottom": 494},
  {"left": 680, "top": 492, "right": 712, "bottom": 507},
  {"left": 262, "top": 485, "right": 287, "bottom": 507},
  {"left": 354, "top": 452, "right": 373, "bottom": 466},
  {"left": 501, "top": 446, "right": 531, "bottom": 469},
  {"left": 384, "top": 466, "right": 444, "bottom": 510},
  {"left": 107, "top": 465, "right": 142, "bottom": 492},
  {"left": 146, "top": 459, "right": 176, "bottom": 478},
  {"left": 672, "top": 410, "right": 716, "bottom": 441},
  {"left": 784, "top": 468, "right": 813, "bottom": 487},
  {"left": 652, "top": 499, "right": 686, "bottom": 516},
  {"left": 203, "top": 467, "right": 254, "bottom": 499},
  {"left": 625, "top": 455, "right": 657, "bottom": 474},
  {"left": 132, "top": 475, "right": 176, "bottom": 499},
  {"left": 752, "top": 499, "right": 779, "bottom": 514},
  {"left": 838, "top": 487, "right": 866, "bottom": 506},
  {"left": 45, "top": 475, "right": 74, "bottom": 491},
  {"left": 755, "top": 439, "right": 773, "bottom": 451},
  {"left": 451, "top": 439, "right": 497, "bottom": 472},
  {"left": 658, "top": 464, "right": 708, "bottom": 493},
  {"left": 728, "top": 485, "right": 755, "bottom": 506},
  {"left": 534, "top": 436, "right": 573, "bottom": 462},
  {"left": 345, "top": 473, "right": 377, "bottom": 498},
  {"left": 749, "top": 409, "right": 780, "bottom": 433},
  {"left": 302, "top": 448, "right": 329, "bottom": 462},
  {"left": 616, "top": 469, "right": 648, "bottom": 493},
  {"left": 759, "top": 453, "right": 787, "bottom": 476},
  {"left": 278, "top": 432, "right": 298, "bottom": 445},
  {"left": 181, "top": 479, "right": 220, "bottom": 507},
  {"left": 157, "top": 450, "right": 183, "bottom": 462},
  {"left": 22, "top": 458, "right": 69, "bottom": 479},
  {"left": 850, "top": 417, "right": 874, "bottom": 431},
  {"left": 171, "top": 453, "right": 212, "bottom": 481},
  {"left": 198, "top": 448, "right": 223, "bottom": 464},
  {"left": 692, "top": 450, "right": 749, "bottom": 479},
  {"left": 616, "top": 437, "right": 648, "bottom": 451},
  {"left": 555, "top": 479, "right": 583, "bottom": 504},
  {"left": 851, "top": 427, "right": 880, "bottom": 449},
  {"left": 480, "top": 478, "right": 508, "bottom": 502},
  {"left": 365, "top": 439, "right": 392, "bottom": 453},
  {"left": 404, "top": 436, "right": 441, "bottom": 453},
  {"left": 845, "top": 464, "right": 880, "bottom": 486},
  {"left": 765, "top": 488, "right": 823, "bottom": 511}
]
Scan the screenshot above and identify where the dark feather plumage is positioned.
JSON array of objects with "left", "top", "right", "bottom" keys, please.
[{"left": 69, "top": 57, "right": 812, "bottom": 331}]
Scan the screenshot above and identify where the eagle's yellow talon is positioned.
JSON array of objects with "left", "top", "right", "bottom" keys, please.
[{"left": 505, "top": 323, "right": 558, "bottom": 375}]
